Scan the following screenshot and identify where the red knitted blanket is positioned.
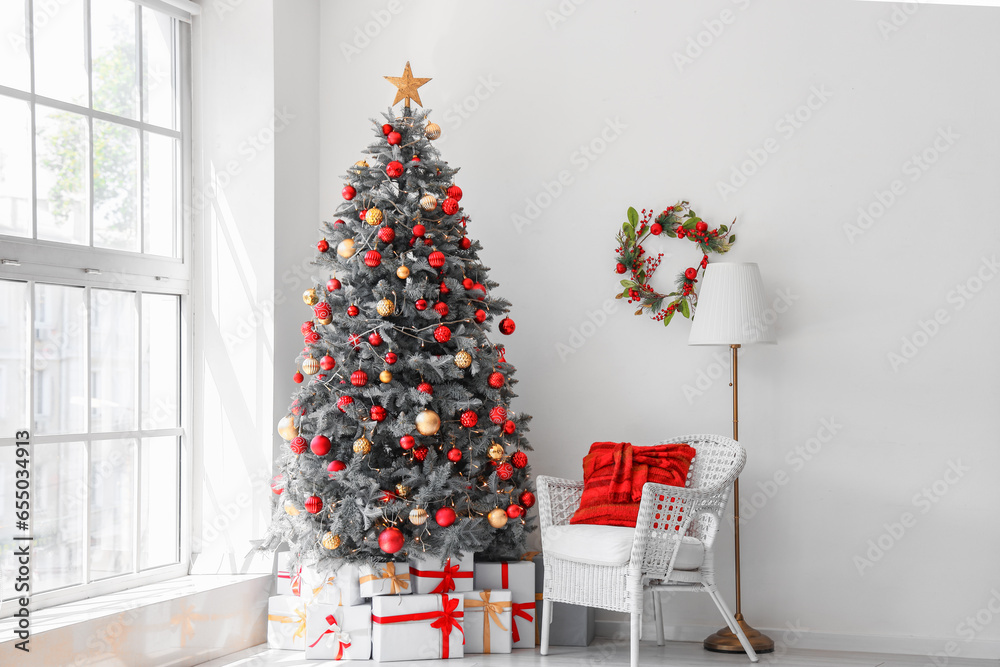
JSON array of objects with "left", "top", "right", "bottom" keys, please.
[{"left": 569, "top": 441, "right": 697, "bottom": 527}]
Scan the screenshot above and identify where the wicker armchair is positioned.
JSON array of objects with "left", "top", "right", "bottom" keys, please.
[{"left": 537, "top": 434, "right": 758, "bottom": 667}]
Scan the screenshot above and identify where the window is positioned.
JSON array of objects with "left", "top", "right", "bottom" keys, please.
[{"left": 0, "top": 0, "right": 191, "bottom": 614}]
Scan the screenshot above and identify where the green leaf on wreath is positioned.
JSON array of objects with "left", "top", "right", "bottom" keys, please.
[
  {"left": 663, "top": 311, "right": 674, "bottom": 326},
  {"left": 637, "top": 270, "right": 646, "bottom": 283},
  {"left": 729, "top": 234, "right": 736, "bottom": 244},
  {"left": 620, "top": 279, "right": 635, "bottom": 288},
  {"left": 680, "top": 300, "right": 691, "bottom": 318},
  {"left": 719, "top": 224, "right": 728, "bottom": 233},
  {"left": 666, "top": 228, "right": 676, "bottom": 238},
  {"left": 683, "top": 219, "right": 696, "bottom": 230},
  {"left": 627, "top": 207, "right": 639, "bottom": 226}
]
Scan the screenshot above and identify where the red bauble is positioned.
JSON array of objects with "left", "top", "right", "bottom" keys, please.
[
  {"left": 511, "top": 451, "right": 528, "bottom": 469},
  {"left": 446, "top": 448, "right": 463, "bottom": 462},
  {"left": 317, "top": 239, "right": 329, "bottom": 252},
  {"left": 304, "top": 331, "right": 320, "bottom": 344},
  {"left": 310, "top": 434, "right": 331, "bottom": 456},
  {"left": 305, "top": 495, "right": 323, "bottom": 514},
  {"left": 319, "top": 355, "right": 335, "bottom": 370},
  {"left": 475, "top": 310, "right": 487, "bottom": 324},
  {"left": 506, "top": 503, "right": 524, "bottom": 519},
  {"left": 460, "top": 237, "right": 472, "bottom": 250},
  {"left": 440, "top": 281, "right": 450, "bottom": 294},
  {"left": 348, "top": 334, "right": 362, "bottom": 348},
  {"left": 488, "top": 372, "right": 504, "bottom": 388},
  {"left": 496, "top": 462, "right": 514, "bottom": 480},
  {"left": 387, "top": 131, "right": 401, "bottom": 145},
  {"left": 503, "top": 420, "right": 516, "bottom": 434},
  {"left": 327, "top": 278, "right": 342, "bottom": 291},
  {"left": 413, "top": 224, "right": 426, "bottom": 237},
  {"left": 519, "top": 491, "right": 536, "bottom": 508},
  {"left": 270, "top": 475, "right": 284, "bottom": 495},
  {"left": 415, "top": 299, "right": 428, "bottom": 311},
  {"left": 499, "top": 317, "right": 516, "bottom": 335},
  {"left": 336, "top": 396, "right": 354, "bottom": 412},
  {"left": 489, "top": 406, "right": 507, "bottom": 424},
  {"left": 370, "top": 405, "right": 387, "bottom": 422},
  {"left": 650, "top": 223, "right": 663, "bottom": 235},
  {"left": 291, "top": 399, "right": 305, "bottom": 416},
  {"left": 446, "top": 185, "right": 463, "bottom": 201},
  {"left": 347, "top": 305, "right": 359, "bottom": 317},
  {"left": 435, "top": 507, "right": 457, "bottom": 527},
  {"left": 417, "top": 382, "right": 433, "bottom": 395},
  {"left": 313, "top": 303, "right": 331, "bottom": 320},
  {"left": 342, "top": 185, "right": 356, "bottom": 200},
  {"left": 442, "top": 198, "right": 459, "bottom": 215},
  {"left": 413, "top": 446, "right": 429, "bottom": 461},
  {"left": 289, "top": 436, "right": 307, "bottom": 454},
  {"left": 434, "top": 301, "right": 449, "bottom": 317},
  {"left": 377, "top": 226, "right": 395, "bottom": 244},
  {"left": 334, "top": 218, "right": 346, "bottom": 227},
  {"left": 364, "top": 250, "right": 382, "bottom": 268},
  {"left": 381, "top": 490, "right": 395, "bottom": 503},
  {"left": 433, "top": 325, "right": 451, "bottom": 343},
  {"left": 615, "top": 263, "right": 627, "bottom": 274},
  {"left": 327, "top": 460, "right": 346, "bottom": 473},
  {"left": 386, "top": 161, "right": 404, "bottom": 178},
  {"left": 359, "top": 209, "right": 367, "bottom": 221},
  {"left": 460, "top": 410, "right": 478, "bottom": 428},
  {"left": 378, "top": 527, "right": 405, "bottom": 554},
  {"left": 293, "top": 371, "right": 304, "bottom": 384},
  {"left": 350, "top": 370, "right": 368, "bottom": 386},
  {"left": 411, "top": 155, "right": 420, "bottom": 162},
  {"left": 428, "top": 251, "right": 445, "bottom": 268},
  {"left": 470, "top": 283, "right": 486, "bottom": 300},
  {"left": 385, "top": 351, "right": 398, "bottom": 364},
  {"left": 462, "top": 278, "right": 474, "bottom": 290},
  {"left": 301, "top": 321, "right": 314, "bottom": 334},
  {"left": 399, "top": 435, "right": 416, "bottom": 450},
  {"left": 381, "top": 123, "right": 393, "bottom": 135},
  {"left": 368, "top": 332, "right": 383, "bottom": 346}
]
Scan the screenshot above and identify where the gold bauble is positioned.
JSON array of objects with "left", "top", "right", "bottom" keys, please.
[
  {"left": 366, "top": 207, "right": 383, "bottom": 226},
  {"left": 395, "top": 483, "right": 410, "bottom": 497},
  {"left": 488, "top": 443, "right": 505, "bottom": 460},
  {"left": 425, "top": 123, "right": 441, "bottom": 140},
  {"left": 319, "top": 316, "right": 332, "bottom": 326},
  {"left": 409, "top": 508, "right": 428, "bottom": 526},
  {"left": 322, "top": 532, "right": 341, "bottom": 550},
  {"left": 419, "top": 194, "right": 437, "bottom": 211},
  {"left": 354, "top": 160, "right": 369, "bottom": 168},
  {"left": 353, "top": 436, "right": 372, "bottom": 455},
  {"left": 277, "top": 414, "right": 298, "bottom": 440},
  {"left": 337, "top": 238, "right": 356, "bottom": 258},
  {"left": 454, "top": 350, "right": 472, "bottom": 369},
  {"left": 379, "top": 370, "right": 393, "bottom": 383},
  {"left": 487, "top": 508, "right": 508, "bottom": 528},
  {"left": 415, "top": 409, "right": 441, "bottom": 436},
  {"left": 303, "top": 288, "right": 319, "bottom": 306},
  {"left": 396, "top": 265, "right": 410, "bottom": 280},
  {"left": 302, "top": 357, "right": 320, "bottom": 375},
  {"left": 376, "top": 298, "right": 395, "bottom": 316},
  {"left": 284, "top": 503, "right": 300, "bottom": 516}
]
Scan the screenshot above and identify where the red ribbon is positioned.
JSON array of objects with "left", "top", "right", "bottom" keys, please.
[
  {"left": 308, "top": 614, "right": 352, "bottom": 658},
  {"left": 410, "top": 558, "right": 473, "bottom": 593},
  {"left": 372, "top": 594, "right": 465, "bottom": 659},
  {"left": 511, "top": 602, "right": 534, "bottom": 643},
  {"left": 501, "top": 562, "right": 509, "bottom": 588}
]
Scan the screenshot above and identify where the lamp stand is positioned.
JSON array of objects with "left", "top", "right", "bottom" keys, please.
[{"left": 703, "top": 344, "right": 775, "bottom": 654}]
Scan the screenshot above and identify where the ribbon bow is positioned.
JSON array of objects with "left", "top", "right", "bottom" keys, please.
[
  {"left": 170, "top": 604, "right": 206, "bottom": 647},
  {"left": 464, "top": 590, "right": 510, "bottom": 654},
  {"left": 372, "top": 594, "right": 466, "bottom": 659},
  {"left": 268, "top": 606, "right": 307, "bottom": 641},
  {"left": 308, "top": 613, "right": 352, "bottom": 658},
  {"left": 411, "top": 557, "right": 473, "bottom": 594},
  {"left": 308, "top": 575, "right": 338, "bottom": 604},
  {"left": 360, "top": 562, "right": 410, "bottom": 594},
  {"left": 511, "top": 602, "right": 534, "bottom": 644}
]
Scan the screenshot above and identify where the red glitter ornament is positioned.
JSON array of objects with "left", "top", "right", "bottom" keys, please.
[
  {"left": 511, "top": 451, "right": 528, "bottom": 468},
  {"left": 433, "top": 325, "right": 451, "bottom": 343},
  {"left": 386, "top": 161, "right": 403, "bottom": 178},
  {"left": 377, "top": 226, "right": 395, "bottom": 243},
  {"left": 293, "top": 371, "right": 304, "bottom": 384},
  {"left": 488, "top": 372, "right": 504, "bottom": 388},
  {"left": 460, "top": 410, "right": 478, "bottom": 428},
  {"left": 499, "top": 317, "right": 515, "bottom": 335},
  {"left": 413, "top": 446, "right": 429, "bottom": 461},
  {"left": 317, "top": 239, "right": 329, "bottom": 252},
  {"left": 370, "top": 405, "right": 387, "bottom": 422},
  {"left": 336, "top": 395, "right": 354, "bottom": 412},
  {"left": 446, "top": 185, "right": 463, "bottom": 201},
  {"left": 417, "top": 382, "right": 433, "bottom": 395}
]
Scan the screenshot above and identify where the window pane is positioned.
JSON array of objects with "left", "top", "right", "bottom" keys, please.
[
  {"left": 140, "top": 436, "right": 178, "bottom": 569},
  {"left": 34, "top": 284, "right": 86, "bottom": 435},
  {"left": 144, "top": 132, "right": 178, "bottom": 257},
  {"left": 91, "top": 438, "right": 135, "bottom": 580},
  {"left": 142, "top": 7, "right": 175, "bottom": 129},
  {"left": 36, "top": 106, "right": 90, "bottom": 246},
  {"left": 0, "top": 281, "right": 29, "bottom": 434},
  {"left": 93, "top": 120, "right": 139, "bottom": 251},
  {"left": 33, "top": 0, "right": 87, "bottom": 106},
  {"left": 0, "top": 96, "right": 32, "bottom": 238},
  {"left": 141, "top": 293, "right": 179, "bottom": 429},
  {"left": 0, "top": 1, "right": 30, "bottom": 92},
  {"left": 92, "top": 0, "right": 138, "bottom": 120},
  {"left": 34, "top": 441, "right": 85, "bottom": 593},
  {"left": 91, "top": 289, "right": 136, "bottom": 432}
]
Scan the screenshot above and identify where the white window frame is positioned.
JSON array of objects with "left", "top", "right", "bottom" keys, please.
[{"left": 0, "top": 0, "right": 194, "bottom": 616}]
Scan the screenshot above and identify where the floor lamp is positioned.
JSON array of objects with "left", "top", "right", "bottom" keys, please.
[{"left": 688, "top": 262, "right": 776, "bottom": 654}]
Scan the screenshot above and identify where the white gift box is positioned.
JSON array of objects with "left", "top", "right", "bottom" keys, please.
[
  {"left": 304, "top": 601, "right": 372, "bottom": 660},
  {"left": 359, "top": 561, "right": 412, "bottom": 598},
  {"left": 463, "top": 589, "right": 512, "bottom": 654},
  {"left": 276, "top": 552, "right": 301, "bottom": 596},
  {"left": 300, "top": 561, "right": 362, "bottom": 607},
  {"left": 473, "top": 560, "right": 536, "bottom": 648},
  {"left": 408, "top": 552, "right": 474, "bottom": 594},
  {"left": 371, "top": 593, "right": 466, "bottom": 662},
  {"left": 267, "top": 595, "right": 307, "bottom": 650}
]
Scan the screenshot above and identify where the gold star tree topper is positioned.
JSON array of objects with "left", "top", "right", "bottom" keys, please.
[{"left": 384, "top": 62, "right": 431, "bottom": 108}]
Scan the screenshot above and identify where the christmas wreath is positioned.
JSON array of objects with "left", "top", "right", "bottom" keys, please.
[{"left": 614, "top": 202, "right": 736, "bottom": 326}]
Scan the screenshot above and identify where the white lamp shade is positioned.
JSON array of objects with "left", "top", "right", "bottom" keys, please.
[{"left": 688, "top": 262, "right": 777, "bottom": 345}]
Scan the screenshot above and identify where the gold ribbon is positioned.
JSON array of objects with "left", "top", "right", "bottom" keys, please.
[
  {"left": 360, "top": 561, "right": 410, "bottom": 594},
  {"left": 268, "top": 606, "right": 307, "bottom": 641},
  {"left": 170, "top": 604, "right": 206, "bottom": 647},
  {"left": 521, "top": 551, "right": 540, "bottom": 562},
  {"left": 464, "top": 589, "right": 510, "bottom": 654},
  {"left": 308, "top": 575, "right": 338, "bottom": 604}
]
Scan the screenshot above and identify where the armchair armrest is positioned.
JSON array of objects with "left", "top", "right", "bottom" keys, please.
[{"left": 535, "top": 475, "right": 583, "bottom": 533}]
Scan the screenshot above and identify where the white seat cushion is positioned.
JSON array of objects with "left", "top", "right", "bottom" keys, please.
[{"left": 543, "top": 524, "right": 705, "bottom": 571}]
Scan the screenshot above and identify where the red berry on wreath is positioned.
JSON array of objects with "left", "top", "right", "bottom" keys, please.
[
  {"left": 489, "top": 406, "right": 507, "bottom": 424},
  {"left": 442, "top": 197, "right": 459, "bottom": 215},
  {"left": 499, "top": 317, "right": 515, "bottom": 335},
  {"left": 347, "top": 305, "right": 359, "bottom": 317},
  {"left": 342, "top": 185, "right": 356, "bottom": 200},
  {"left": 433, "top": 325, "right": 451, "bottom": 343},
  {"left": 289, "top": 436, "right": 307, "bottom": 454},
  {"left": 475, "top": 309, "right": 487, "bottom": 323},
  {"left": 317, "top": 239, "right": 329, "bottom": 252},
  {"left": 350, "top": 370, "right": 368, "bottom": 386},
  {"left": 327, "top": 278, "right": 342, "bottom": 291},
  {"left": 446, "top": 185, "right": 463, "bottom": 201},
  {"left": 293, "top": 371, "right": 304, "bottom": 384},
  {"left": 428, "top": 251, "right": 445, "bottom": 268},
  {"left": 496, "top": 462, "right": 514, "bottom": 480},
  {"left": 684, "top": 267, "right": 698, "bottom": 280},
  {"left": 434, "top": 301, "right": 449, "bottom": 317},
  {"left": 417, "top": 382, "right": 433, "bottom": 395},
  {"left": 378, "top": 226, "right": 395, "bottom": 243},
  {"left": 446, "top": 448, "right": 463, "bottom": 463},
  {"left": 412, "top": 223, "right": 426, "bottom": 237},
  {"left": 399, "top": 435, "right": 416, "bottom": 450},
  {"left": 370, "top": 405, "right": 387, "bottom": 422},
  {"left": 364, "top": 250, "right": 382, "bottom": 268},
  {"left": 381, "top": 123, "right": 393, "bottom": 135},
  {"left": 305, "top": 495, "right": 323, "bottom": 514},
  {"left": 415, "top": 299, "right": 428, "bottom": 311},
  {"left": 368, "top": 332, "right": 382, "bottom": 346},
  {"left": 386, "top": 161, "right": 404, "bottom": 178},
  {"left": 460, "top": 237, "right": 472, "bottom": 250},
  {"left": 511, "top": 451, "right": 528, "bottom": 468},
  {"left": 506, "top": 503, "right": 524, "bottom": 519},
  {"left": 385, "top": 351, "right": 398, "bottom": 364},
  {"left": 650, "top": 223, "right": 663, "bottom": 235},
  {"left": 519, "top": 490, "right": 536, "bottom": 508},
  {"left": 677, "top": 228, "right": 686, "bottom": 238},
  {"left": 488, "top": 372, "right": 504, "bottom": 388},
  {"left": 695, "top": 221, "right": 708, "bottom": 232},
  {"left": 460, "top": 410, "right": 478, "bottom": 428},
  {"left": 337, "top": 395, "right": 354, "bottom": 412},
  {"left": 379, "top": 527, "right": 404, "bottom": 554},
  {"left": 387, "top": 131, "right": 401, "bottom": 145},
  {"left": 615, "top": 263, "right": 626, "bottom": 274},
  {"left": 310, "top": 434, "right": 331, "bottom": 456},
  {"left": 319, "top": 355, "right": 335, "bottom": 370},
  {"left": 503, "top": 419, "right": 516, "bottom": 434},
  {"left": 413, "top": 446, "right": 429, "bottom": 461},
  {"left": 435, "top": 507, "right": 457, "bottom": 527}
]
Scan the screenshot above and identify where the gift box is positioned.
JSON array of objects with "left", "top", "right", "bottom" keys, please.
[
  {"left": 276, "top": 552, "right": 301, "bottom": 596},
  {"left": 473, "top": 560, "right": 535, "bottom": 648},
  {"left": 301, "top": 561, "right": 362, "bottom": 607},
  {"left": 534, "top": 555, "right": 595, "bottom": 646},
  {"left": 359, "top": 561, "right": 411, "bottom": 598},
  {"left": 304, "top": 601, "right": 372, "bottom": 660},
  {"left": 409, "top": 552, "right": 474, "bottom": 594},
  {"left": 371, "top": 593, "right": 465, "bottom": 661},
  {"left": 267, "top": 595, "right": 307, "bottom": 650},
  {"left": 463, "top": 589, "right": 512, "bottom": 654}
]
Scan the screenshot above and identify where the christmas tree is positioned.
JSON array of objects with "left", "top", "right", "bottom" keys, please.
[{"left": 264, "top": 64, "right": 535, "bottom": 568}]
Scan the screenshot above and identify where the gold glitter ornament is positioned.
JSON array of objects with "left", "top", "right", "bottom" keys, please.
[
  {"left": 425, "top": 123, "right": 441, "bottom": 140},
  {"left": 303, "top": 289, "right": 319, "bottom": 305},
  {"left": 377, "top": 299, "right": 395, "bottom": 316},
  {"left": 395, "top": 483, "right": 410, "bottom": 497},
  {"left": 353, "top": 436, "right": 372, "bottom": 455},
  {"left": 366, "top": 207, "right": 383, "bottom": 226},
  {"left": 454, "top": 351, "right": 472, "bottom": 369},
  {"left": 322, "top": 532, "right": 341, "bottom": 550}
]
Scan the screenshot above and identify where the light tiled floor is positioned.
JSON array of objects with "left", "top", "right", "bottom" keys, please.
[{"left": 199, "top": 640, "right": 996, "bottom": 666}]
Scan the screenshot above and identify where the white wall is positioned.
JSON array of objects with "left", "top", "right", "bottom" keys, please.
[{"left": 299, "top": 0, "right": 1000, "bottom": 658}]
